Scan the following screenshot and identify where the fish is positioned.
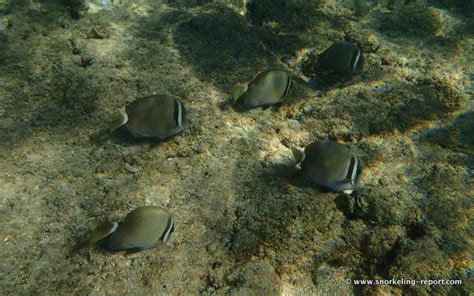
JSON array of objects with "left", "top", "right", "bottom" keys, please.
[
  {"left": 232, "top": 70, "right": 292, "bottom": 111},
  {"left": 86, "top": 206, "right": 175, "bottom": 253},
  {"left": 106, "top": 206, "right": 175, "bottom": 252},
  {"left": 110, "top": 95, "right": 189, "bottom": 139},
  {"left": 315, "top": 42, "right": 364, "bottom": 75},
  {"left": 296, "top": 140, "right": 361, "bottom": 194}
]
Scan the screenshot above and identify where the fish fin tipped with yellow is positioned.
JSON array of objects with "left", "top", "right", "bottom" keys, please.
[
  {"left": 231, "top": 83, "right": 248, "bottom": 101},
  {"left": 88, "top": 221, "right": 118, "bottom": 244},
  {"left": 110, "top": 109, "right": 128, "bottom": 133},
  {"left": 291, "top": 147, "right": 305, "bottom": 164}
]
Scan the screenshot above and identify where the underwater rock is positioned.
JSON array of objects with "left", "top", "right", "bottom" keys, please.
[
  {"left": 336, "top": 187, "right": 405, "bottom": 225},
  {"left": 293, "top": 141, "right": 361, "bottom": 193},
  {"left": 232, "top": 70, "right": 292, "bottom": 111},
  {"left": 85, "top": 0, "right": 128, "bottom": 13},
  {"left": 0, "top": 16, "right": 12, "bottom": 31},
  {"left": 0, "top": 0, "right": 9, "bottom": 14},
  {"left": 88, "top": 206, "right": 175, "bottom": 252},
  {"left": 86, "top": 28, "right": 104, "bottom": 39},
  {"left": 111, "top": 94, "right": 189, "bottom": 139},
  {"left": 73, "top": 55, "right": 94, "bottom": 68},
  {"left": 379, "top": 2, "right": 448, "bottom": 36},
  {"left": 224, "top": 261, "right": 280, "bottom": 295},
  {"left": 388, "top": 237, "right": 452, "bottom": 295}
]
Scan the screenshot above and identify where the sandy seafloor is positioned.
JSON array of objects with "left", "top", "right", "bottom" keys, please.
[{"left": 0, "top": 0, "right": 473, "bottom": 295}]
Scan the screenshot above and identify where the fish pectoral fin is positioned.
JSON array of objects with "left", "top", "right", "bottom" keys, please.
[
  {"left": 123, "top": 242, "right": 166, "bottom": 257},
  {"left": 124, "top": 247, "right": 146, "bottom": 256}
]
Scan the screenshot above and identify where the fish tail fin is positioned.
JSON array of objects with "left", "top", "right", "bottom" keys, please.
[
  {"left": 88, "top": 221, "right": 118, "bottom": 244},
  {"left": 291, "top": 147, "right": 305, "bottom": 164},
  {"left": 231, "top": 83, "right": 248, "bottom": 101},
  {"left": 110, "top": 109, "right": 128, "bottom": 133}
]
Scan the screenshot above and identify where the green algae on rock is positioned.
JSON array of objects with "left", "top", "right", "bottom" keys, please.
[
  {"left": 379, "top": 1, "right": 452, "bottom": 37},
  {"left": 1, "top": 0, "right": 473, "bottom": 295}
]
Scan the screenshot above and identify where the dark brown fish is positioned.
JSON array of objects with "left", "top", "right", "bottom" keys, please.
[
  {"left": 315, "top": 42, "right": 364, "bottom": 75},
  {"left": 297, "top": 141, "right": 361, "bottom": 193},
  {"left": 111, "top": 95, "right": 189, "bottom": 139}
]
